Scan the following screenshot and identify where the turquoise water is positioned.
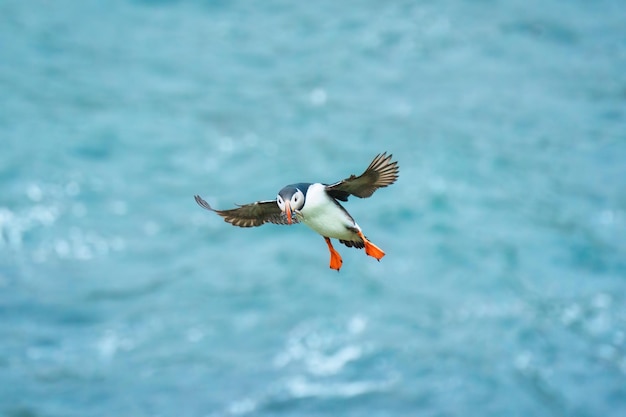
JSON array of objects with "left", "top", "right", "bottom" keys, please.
[{"left": 1, "top": 0, "right": 625, "bottom": 415}]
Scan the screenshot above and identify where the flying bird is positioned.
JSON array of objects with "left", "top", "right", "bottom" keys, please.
[{"left": 194, "top": 152, "right": 399, "bottom": 271}]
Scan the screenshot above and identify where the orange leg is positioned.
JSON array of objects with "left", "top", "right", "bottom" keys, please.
[
  {"left": 356, "top": 230, "right": 385, "bottom": 261},
  {"left": 324, "top": 237, "right": 343, "bottom": 271}
]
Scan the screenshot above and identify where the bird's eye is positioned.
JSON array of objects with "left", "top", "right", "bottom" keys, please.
[
  {"left": 277, "top": 195, "right": 284, "bottom": 208},
  {"left": 292, "top": 190, "right": 305, "bottom": 209}
]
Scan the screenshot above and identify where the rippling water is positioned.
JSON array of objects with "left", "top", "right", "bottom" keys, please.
[{"left": 1, "top": 0, "right": 625, "bottom": 416}]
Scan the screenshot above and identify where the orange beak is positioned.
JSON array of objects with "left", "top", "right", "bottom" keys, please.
[{"left": 284, "top": 201, "right": 293, "bottom": 224}]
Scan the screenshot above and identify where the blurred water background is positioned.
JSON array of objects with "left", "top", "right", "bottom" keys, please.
[{"left": 1, "top": 0, "right": 626, "bottom": 416}]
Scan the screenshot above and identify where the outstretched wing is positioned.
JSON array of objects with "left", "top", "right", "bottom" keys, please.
[
  {"left": 325, "top": 152, "right": 399, "bottom": 201},
  {"left": 194, "top": 195, "right": 295, "bottom": 227}
]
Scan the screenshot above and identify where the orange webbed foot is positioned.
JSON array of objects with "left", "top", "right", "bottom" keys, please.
[
  {"left": 324, "top": 237, "right": 343, "bottom": 271},
  {"left": 357, "top": 231, "right": 385, "bottom": 261}
]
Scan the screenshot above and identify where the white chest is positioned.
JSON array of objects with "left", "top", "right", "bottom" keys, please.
[{"left": 297, "top": 183, "right": 360, "bottom": 239}]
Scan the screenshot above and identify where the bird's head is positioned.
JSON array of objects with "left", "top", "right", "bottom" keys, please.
[{"left": 277, "top": 186, "right": 305, "bottom": 224}]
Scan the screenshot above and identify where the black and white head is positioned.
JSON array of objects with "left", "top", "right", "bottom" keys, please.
[{"left": 277, "top": 185, "right": 306, "bottom": 224}]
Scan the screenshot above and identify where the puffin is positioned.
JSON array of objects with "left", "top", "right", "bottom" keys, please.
[{"left": 194, "top": 152, "right": 399, "bottom": 271}]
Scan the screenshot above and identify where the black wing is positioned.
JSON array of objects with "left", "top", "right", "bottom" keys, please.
[
  {"left": 325, "top": 152, "right": 399, "bottom": 201},
  {"left": 194, "top": 195, "right": 296, "bottom": 227}
]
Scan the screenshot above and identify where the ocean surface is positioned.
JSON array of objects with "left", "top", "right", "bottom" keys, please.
[{"left": 1, "top": 0, "right": 625, "bottom": 416}]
